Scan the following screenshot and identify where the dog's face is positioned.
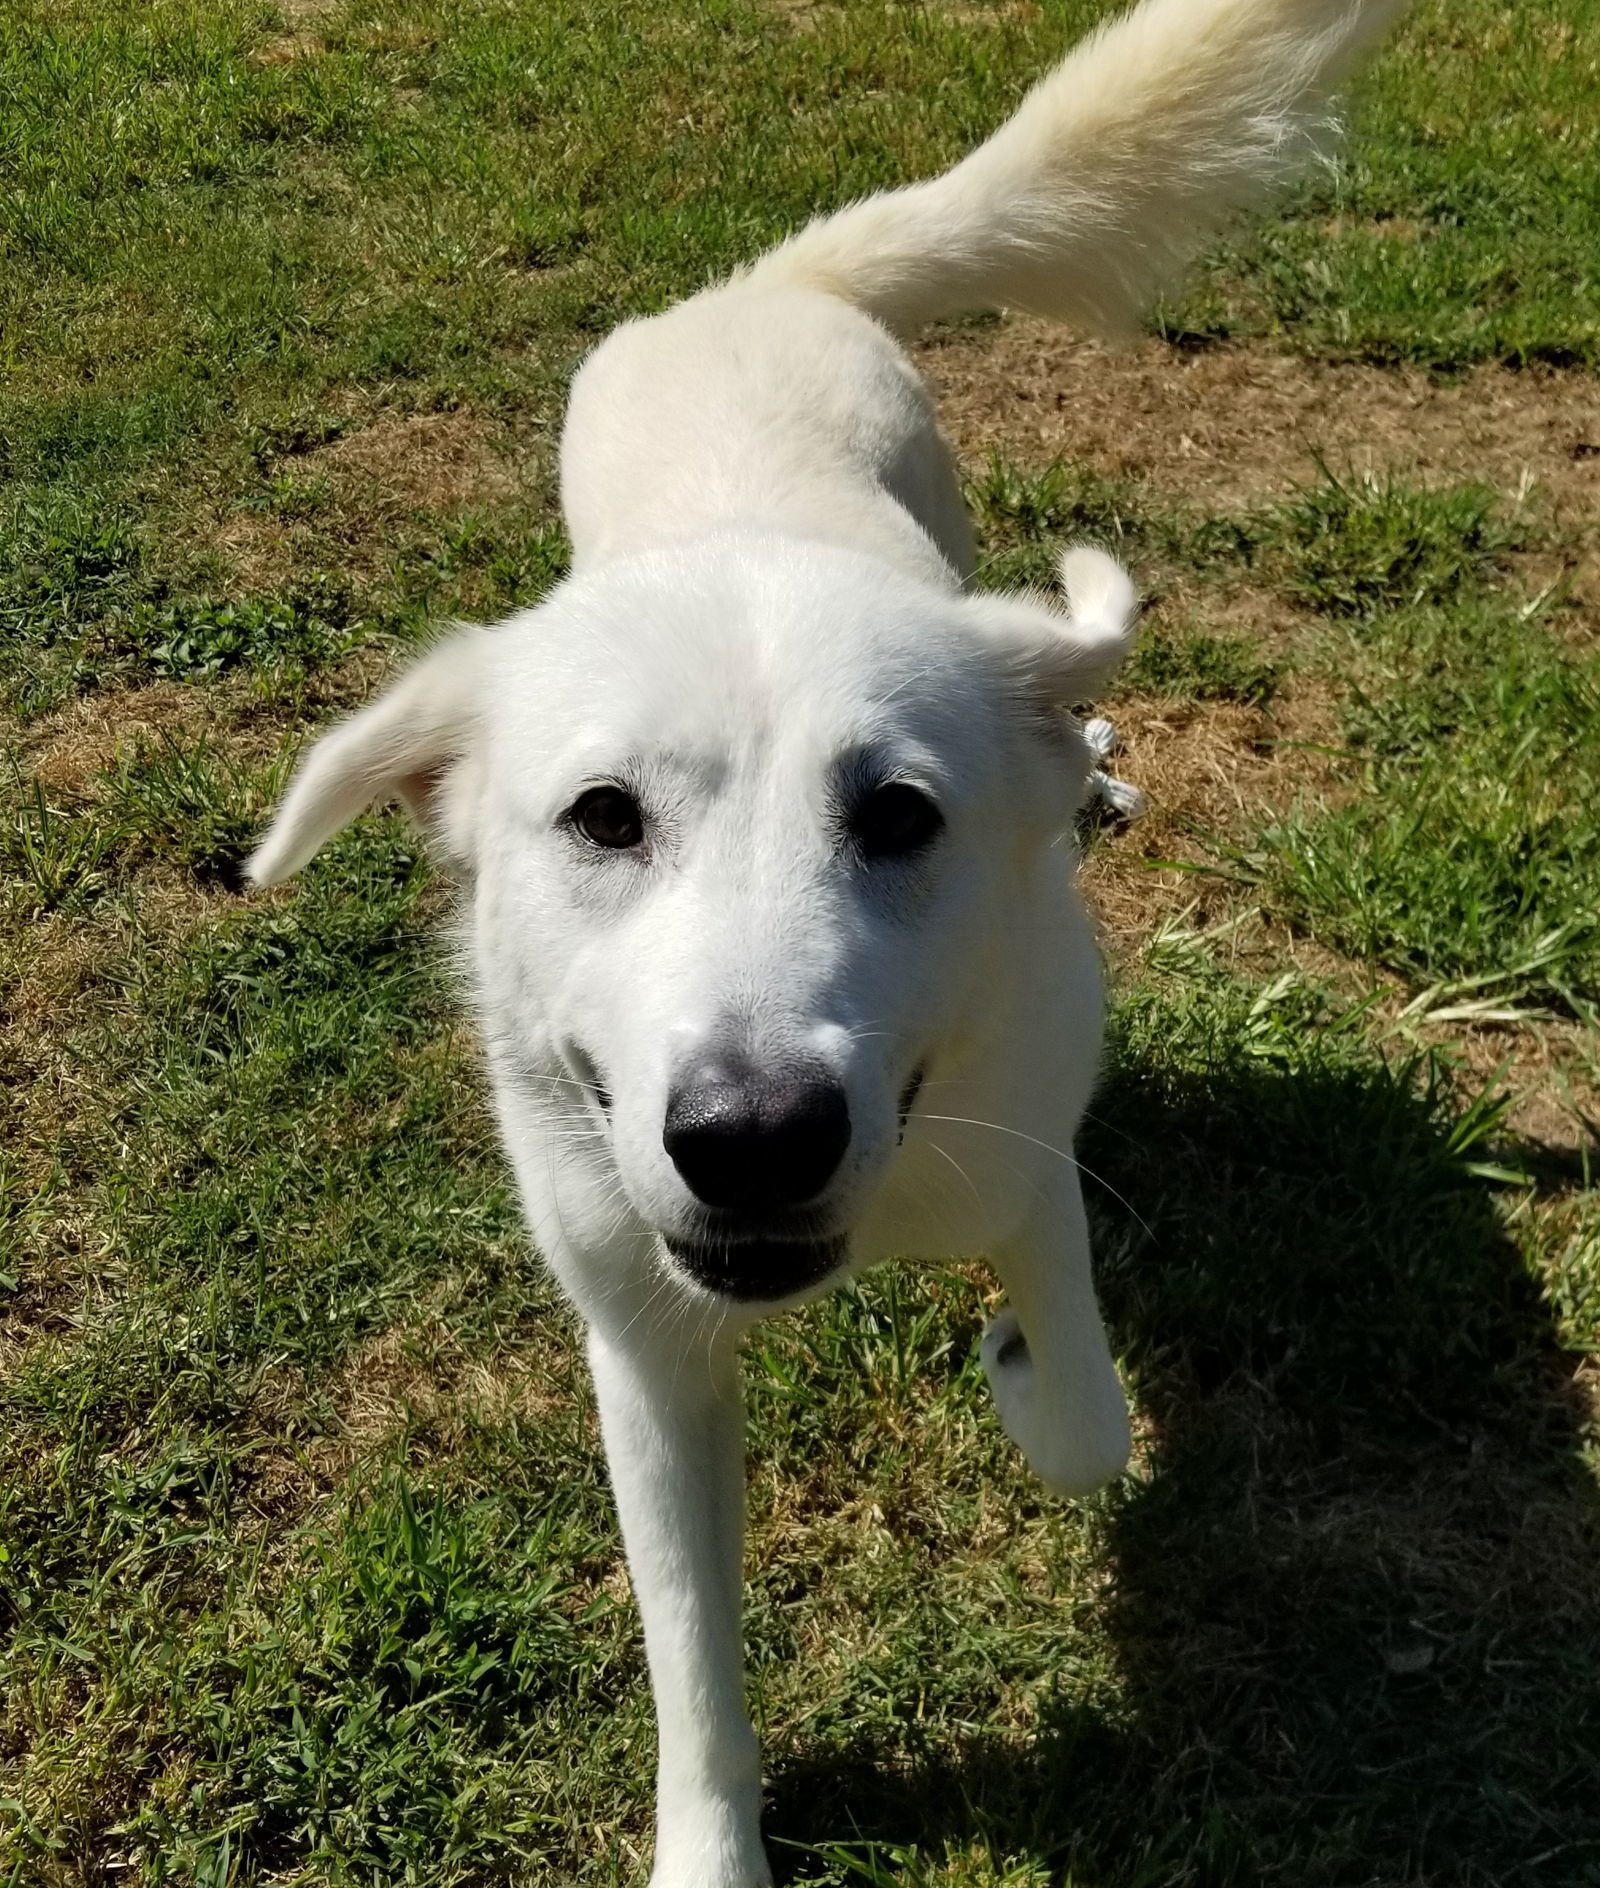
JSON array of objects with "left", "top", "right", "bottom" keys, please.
[{"left": 249, "top": 538, "right": 1133, "bottom": 1304}]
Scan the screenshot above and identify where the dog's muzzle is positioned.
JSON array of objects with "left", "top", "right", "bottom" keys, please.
[{"left": 659, "top": 1056, "right": 855, "bottom": 1298}]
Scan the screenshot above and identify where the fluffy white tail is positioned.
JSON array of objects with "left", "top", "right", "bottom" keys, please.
[{"left": 744, "top": 0, "right": 1400, "bottom": 333}]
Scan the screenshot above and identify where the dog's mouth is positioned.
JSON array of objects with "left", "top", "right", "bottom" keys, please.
[
  {"left": 897, "top": 1063, "right": 925, "bottom": 1140},
  {"left": 563, "top": 1042, "right": 612, "bottom": 1115},
  {"left": 662, "top": 1230, "right": 848, "bottom": 1301}
]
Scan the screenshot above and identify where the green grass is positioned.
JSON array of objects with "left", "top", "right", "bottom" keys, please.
[
  {"left": 1257, "top": 463, "right": 1511, "bottom": 616},
  {"left": 1116, "top": 622, "right": 1279, "bottom": 708},
  {"left": 1169, "top": 0, "right": 1600, "bottom": 367},
  {"left": 3, "top": 1, "right": 1599, "bottom": 1884},
  {"left": 5, "top": 855, "right": 1595, "bottom": 1884},
  {"left": 4, "top": 0, "right": 1598, "bottom": 712},
  {"left": 1234, "top": 531, "right": 1599, "bottom": 1012},
  {"left": 987, "top": 452, "right": 1600, "bottom": 1011}
]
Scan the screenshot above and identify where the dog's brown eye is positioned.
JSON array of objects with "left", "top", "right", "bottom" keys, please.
[
  {"left": 572, "top": 785, "right": 645, "bottom": 850},
  {"left": 851, "top": 782, "right": 943, "bottom": 859}
]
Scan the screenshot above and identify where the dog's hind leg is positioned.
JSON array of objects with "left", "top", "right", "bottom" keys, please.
[
  {"left": 979, "top": 1171, "right": 1131, "bottom": 1498},
  {"left": 587, "top": 1318, "right": 772, "bottom": 1888}
]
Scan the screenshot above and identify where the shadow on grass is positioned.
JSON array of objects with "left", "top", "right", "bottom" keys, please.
[{"left": 766, "top": 1030, "right": 1600, "bottom": 1886}]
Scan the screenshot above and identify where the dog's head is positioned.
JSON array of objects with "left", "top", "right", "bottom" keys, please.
[{"left": 249, "top": 537, "right": 1134, "bottom": 1303}]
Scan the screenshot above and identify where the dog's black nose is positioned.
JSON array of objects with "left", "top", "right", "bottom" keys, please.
[{"left": 664, "top": 1059, "right": 850, "bottom": 1213}]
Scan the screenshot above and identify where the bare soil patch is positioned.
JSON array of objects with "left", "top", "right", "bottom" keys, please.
[
  {"left": 1084, "top": 676, "right": 1344, "bottom": 952},
  {"left": 20, "top": 683, "right": 215, "bottom": 797},
  {"left": 210, "top": 408, "right": 531, "bottom": 588},
  {"left": 1083, "top": 679, "right": 1600, "bottom": 1153},
  {"left": 313, "top": 410, "right": 520, "bottom": 515},
  {"left": 918, "top": 320, "right": 1600, "bottom": 525},
  {"left": 1417, "top": 1011, "right": 1600, "bottom": 1156}
]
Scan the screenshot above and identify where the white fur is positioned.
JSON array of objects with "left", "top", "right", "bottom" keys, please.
[{"left": 247, "top": 1, "right": 1399, "bottom": 1879}]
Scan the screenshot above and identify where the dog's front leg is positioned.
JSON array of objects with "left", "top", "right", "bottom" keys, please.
[
  {"left": 587, "top": 1319, "right": 771, "bottom": 1888},
  {"left": 979, "top": 1170, "right": 1132, "bottom": 1497}
]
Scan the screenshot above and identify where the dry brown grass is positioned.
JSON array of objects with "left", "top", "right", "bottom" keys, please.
[
  {"left": 203, "top": 405, "right": 538, "bottom": 589},
  {"left": 314, "top": 411, "right": 522, "bottom": 516},
  {"left": 929, "top": 321, "right": 1600, "bottom": 636},
  {"left": 920, "top": 320, "right": 1600, "bottom": 522},
  {"left": 923, "top": 316, "right": 1600, "bottom": 1157},
  {"left": 1083, "top": 670, "right": 1345, "bottom": 950},
  {"left": 223, "top": 1299, "right": 584, "bottom": 1534},
  {"left": 14, "top": 640, "right": 411, "bottom": 793},
  {"left": 1085, "top": 683, "right": 1600, "bottom": 1156},
  {"left": 324, "top": 1315, "right": 568, "bottom": 1448},
  {"left": 19, "top": 683, "right": 216, "bottom": 797},
  {"left": 248, "top": 29, "right": 325, "bottom": 66}
]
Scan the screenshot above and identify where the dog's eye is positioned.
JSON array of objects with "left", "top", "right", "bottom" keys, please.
[
  {"left": 571, "top": 785, "right": 646, "bottom": 850},
  {"left": 850, "top": 782, "right": 943, "bottom": 859}
]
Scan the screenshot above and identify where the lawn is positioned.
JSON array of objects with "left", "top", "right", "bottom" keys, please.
[{"left": 2, "top": 1, "right": 1598, "bottom": 1884}]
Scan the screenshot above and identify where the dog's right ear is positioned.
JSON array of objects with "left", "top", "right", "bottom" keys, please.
[
  {"left": 246, "top": 625, "right": 491, "bottom": 887},
  {"left": 966, "top": 544, "right": 1138, "bottom": 715}
]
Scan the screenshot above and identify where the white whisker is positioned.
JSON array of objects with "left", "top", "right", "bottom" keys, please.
[
  {"left": 924, "top": 1136, "right": 984, "bottom": 1211},
  {"left": 919, "top": 1112, "right": 1154, "bottom": 1240}
]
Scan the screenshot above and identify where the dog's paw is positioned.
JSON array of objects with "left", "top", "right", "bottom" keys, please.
[{"left": 980, "top": 1307, "right": 1130, "bottom": 1497}]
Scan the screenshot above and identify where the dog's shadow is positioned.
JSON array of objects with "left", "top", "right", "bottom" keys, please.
[{"left": 764, "top": 1035, "right": 1600, "bottom": 1885}]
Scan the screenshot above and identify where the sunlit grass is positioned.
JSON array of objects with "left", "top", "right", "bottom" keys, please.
[{"left": 3, "top": 1, "right": 1598, "bottom": 1883}]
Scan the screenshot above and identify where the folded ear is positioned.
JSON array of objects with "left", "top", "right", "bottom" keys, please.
[
  {"left": 246, "top": 625, "right": 491, "bottom": 886},
  {"left": 972, "top": 544, "right": 1138, "bottom": 709}
]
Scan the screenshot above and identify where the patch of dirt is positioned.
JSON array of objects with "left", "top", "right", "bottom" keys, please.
[
  {"left": 312, "top": 410, "right": 519, "bottom": 516},
  {"left": 249, "top": 30, "right": 324, "bottom": 66},
  {"left": 1081, "top": 679, "right": 1600, "bottom": 1157},
  {"left": 207, "top": 408, "right": 532, "bottom": 589},
  {"left": 917, "top": 320, "right": 1600, "bottom": 526},
  {"left": 1083, "top": 676, "right": 1344, "bottom": 954},
  {"left": 1414, "top": 1011, "right": 1600, "bottom": 1158},
  {"left": 19, "top": 683, "right": 213, "bottom": 797},
  {"left": 239, "top": 1312, "right": 580, "bottom": 1525}
]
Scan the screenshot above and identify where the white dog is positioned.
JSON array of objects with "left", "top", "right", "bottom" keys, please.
[{"left": 248, "top": 0, "right": 1397, "bottom": 1878}]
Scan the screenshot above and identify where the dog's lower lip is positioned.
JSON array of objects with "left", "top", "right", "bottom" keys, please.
[{"left": 663, "top": 1232, "right": 847, "bottom": 1301}]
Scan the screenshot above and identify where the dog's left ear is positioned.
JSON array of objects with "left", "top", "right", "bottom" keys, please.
[
  {"left": 970, "top": 545, "right": 1138, "bottom": 710},
  {"left": 246, "top": 624, "right": 491, "bottom": 886}
]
